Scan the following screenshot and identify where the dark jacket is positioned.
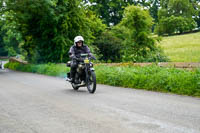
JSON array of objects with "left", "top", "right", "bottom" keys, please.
[{"left": 68, "top": 44, "right": 92, "bottom": 60}]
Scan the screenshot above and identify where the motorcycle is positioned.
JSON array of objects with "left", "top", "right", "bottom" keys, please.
[{"left": 66, "top": 53, "right": 96, "bottom": 93}]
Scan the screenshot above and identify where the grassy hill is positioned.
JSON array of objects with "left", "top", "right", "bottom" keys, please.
[{"left": 159, "top": 32, "right": 200, "bottom": 62}]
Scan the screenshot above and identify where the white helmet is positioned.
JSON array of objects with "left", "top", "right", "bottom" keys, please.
[{"left": 74, "top": 36, "right": 84, "bottom": 45}]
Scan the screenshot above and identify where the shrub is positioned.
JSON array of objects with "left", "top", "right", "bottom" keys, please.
[
  {"left": 156, "top": 16, "right": 197, "bottom": 35},
  {"left": 94, "top": 31, "right": 123, "bottom": 62}
]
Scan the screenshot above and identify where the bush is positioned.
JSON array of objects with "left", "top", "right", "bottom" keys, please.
[
  {"left": 94, "top": 31, "right": 123, "bottom": 62},
  {"left": 111, "top": 5, "right": 168, "bottom": 62},
  {"left": 156, "top": 16, "right": 197, "bottom": 35}
]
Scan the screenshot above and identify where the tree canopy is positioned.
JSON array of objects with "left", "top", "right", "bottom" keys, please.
[
  {"left": 118, "top": 5, "right": 159, "bottom": 62},
  {"left": 0, "top": 0, "right": 198, "bottom": 63},
  {"left": 1, "top": 0, "right": 105, "bottom": 63},
  {"left": 156, "top": 0, "right": 198, "bottom": 35},
  {"left": 83, "top": 0, "right": 159, "bottom": 26}
]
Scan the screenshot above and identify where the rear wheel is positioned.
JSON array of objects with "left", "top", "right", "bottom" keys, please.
[{"left": 87, "top": 71, "right": 96, "bottom": 93}]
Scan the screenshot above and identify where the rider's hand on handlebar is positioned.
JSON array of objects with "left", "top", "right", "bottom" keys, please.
[
  {"left": 72, "top": 56, "right": 83, "bottom": 62},
  {"left": 90, "top": 56, "right": 96, "bottom": 60}
]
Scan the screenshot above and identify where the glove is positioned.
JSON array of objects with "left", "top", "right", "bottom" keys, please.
[
  {"left": 92, "top": 56, "right": 96, "bottom": 60},
  {"left": 70, "top": 55, "right": 77, "bottom": 60},
  {"left": 89, "top": 55, "right": 96, "bottom": 60}
]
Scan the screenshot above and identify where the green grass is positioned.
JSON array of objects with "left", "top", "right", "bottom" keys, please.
[
  {"left": 159, "top": 32, "right": 200, "bottom": 62},
  {"left": 95, "top": 65, "right": 200, "bottom": 97},
  {"left": 5, "top": 62, "right": 69, "bottom": 77},
  {"left": 0, "top": 59, "right": 9, "bottom": 61},
  {"left": 5, "top": 62, "right": 200, "bottom": 97}
]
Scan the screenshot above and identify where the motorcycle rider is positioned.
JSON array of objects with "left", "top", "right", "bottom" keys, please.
[{"left": 67, "top": 36, "right": 94, "bottom": 83}]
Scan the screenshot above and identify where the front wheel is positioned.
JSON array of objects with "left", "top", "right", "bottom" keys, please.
[{"left": 87, "top": 71, "right": 96, "bottom": 93}]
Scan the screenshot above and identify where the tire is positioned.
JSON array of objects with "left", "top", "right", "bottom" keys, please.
[
  {"left": 87, "top": 71, "right": 96, "bottom": 93},
  {"left": 72, "top": 83, "right": 79, "bottom": 90}
]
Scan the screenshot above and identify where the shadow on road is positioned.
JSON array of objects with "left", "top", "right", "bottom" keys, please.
[{"left": 62, "top": 88, "right": 89, "bottom": 95}]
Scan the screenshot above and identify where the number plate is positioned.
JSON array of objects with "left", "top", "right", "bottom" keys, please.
[{"left": 84, "top": 59, "right": 89, "bottom": 63}]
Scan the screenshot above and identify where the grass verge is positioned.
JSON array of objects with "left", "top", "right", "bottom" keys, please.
[
  {"left": 5, "top": 62, "right": 69, "bottom": 77},
  {"left": 5, "top": 62, "right": 200, "bottom": 97}
]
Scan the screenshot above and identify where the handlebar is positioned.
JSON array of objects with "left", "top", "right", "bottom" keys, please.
[
  {"left": 80, "top": 54, "right": 96, "bottom": 60},
  {"left": 80, "top": 53, "right": 89, "bottom": 57}
]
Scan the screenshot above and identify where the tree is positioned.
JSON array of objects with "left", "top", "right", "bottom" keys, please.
[
  {"left": 0, "top": 11, "right": 22, "bottom": 57},
  {"left": 118, "top": 5, "right": 159, "bottom": 62},
  {"left": 150, "top": 0, "right": 160, "bottom": 23},
  {"left": 157, "top": 0, "right": 197, "bottom": 35},
  {"left": 84, "top": 0, "right": 156, "bottom": 26},
  {"left": 94, "top": 30, "right": 123, "bottom": 62},
  {"left": 3, "top": 0, "right": 105, "bottom": 63},
  {"left": 160, "top": 0, "right": 169, "bottom": 8},
  {"left": 191, "top": 0, "right": 200, "bottom": 28},
  {"left": 84, "top": 0, "right": 130, "bottom": 26},
  {"left": 0, "top": 22, "right": 7, "bottom": 56}
]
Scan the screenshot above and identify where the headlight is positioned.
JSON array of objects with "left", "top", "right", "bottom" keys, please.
[
  {"left": 78, "top": 64, "right": 83, "bottom": 68},
  {"left": 90, "top": 63, "right": 93, "bottom": 67}
]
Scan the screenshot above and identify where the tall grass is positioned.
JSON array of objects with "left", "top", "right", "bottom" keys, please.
[
  {"left": 159, "top": 32, "right": 200, "bottom": 62},
  {"left": 5, "top": 62, "right": 200, "bottom": 97},
  {"left": 95, "top": 65, "right": 200, "bottom": 97}
]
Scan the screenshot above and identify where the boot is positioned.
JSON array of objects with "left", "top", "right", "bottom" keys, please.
[
  {"left": 70, "top": 70, "right": 75, "bottom": 83},
  {"left": 66, "top": 73, "right": 72, "bottom": 81}
]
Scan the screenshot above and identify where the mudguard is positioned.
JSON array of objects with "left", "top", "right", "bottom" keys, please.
[{"left": 90, "top": 68, "right": 95, "bottom": 71}]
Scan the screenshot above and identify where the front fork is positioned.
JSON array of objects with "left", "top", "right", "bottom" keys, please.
[{"left": 85, "top": 64, "right": 90, "bottom": 86}]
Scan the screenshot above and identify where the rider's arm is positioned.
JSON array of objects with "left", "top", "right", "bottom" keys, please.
[
  {"left": 85, "top": 46, "right": 96, "bottom": 60},
  {"left": 69, "top": 46, "right": 76, "bottom": 60},
  {"left": 85, "top": 46, "right": 92, "bottom": 56}
]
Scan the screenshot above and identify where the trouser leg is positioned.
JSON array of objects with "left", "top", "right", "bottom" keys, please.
[{"left": 70, "top": 60, "right": 77, "bottom": 82}]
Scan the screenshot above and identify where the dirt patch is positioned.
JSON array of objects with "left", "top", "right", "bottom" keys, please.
[{"left": 9, "top": 57, "right": 28, "bottom": 65}]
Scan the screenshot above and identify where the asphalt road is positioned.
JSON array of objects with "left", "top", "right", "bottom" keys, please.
[{"left": 0, "top": 69, "right": 200, "bottom": 133}]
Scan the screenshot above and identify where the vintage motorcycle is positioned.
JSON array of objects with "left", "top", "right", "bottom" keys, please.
[{"left": 66, "top": 54, "right": 96, "bottom": 93}]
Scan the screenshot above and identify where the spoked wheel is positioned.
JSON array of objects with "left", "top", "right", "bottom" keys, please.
[{"left": 87, "top": 71, "right": 96, "bottom": 93}]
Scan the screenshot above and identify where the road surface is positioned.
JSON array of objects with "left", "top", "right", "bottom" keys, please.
[{"left": 0, "top": 69, "right": 200, "bottom": 133}]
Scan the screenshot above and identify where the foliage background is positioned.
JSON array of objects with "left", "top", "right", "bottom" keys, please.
[{"left": 0, "top": 0, "right": 200, "bottom": 63}]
